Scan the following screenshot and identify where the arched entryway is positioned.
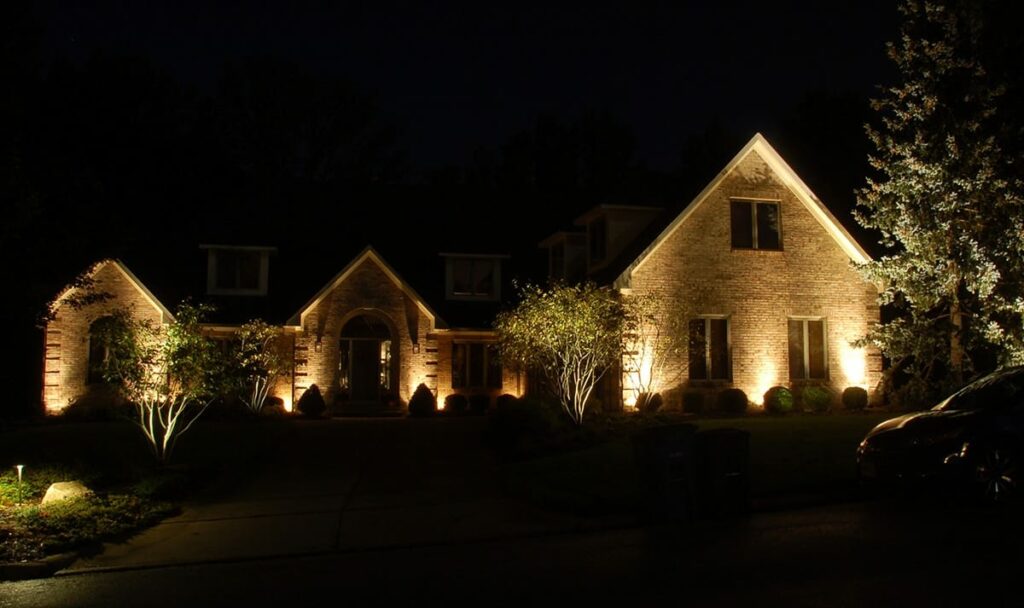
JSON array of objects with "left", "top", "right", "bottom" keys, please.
[{"left": 338, "top": 313, "right": 397, "bottom": 404}]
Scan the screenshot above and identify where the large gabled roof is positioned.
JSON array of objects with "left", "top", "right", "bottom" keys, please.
[
  {"left": 610, "top": 133, "right": 871, "bottom": 287},
  {"left": 50, "top": 258, "right": 174, "bottom": 323},
  {"left": 286, "top": 246, "right": 445, "bottom": 328}
]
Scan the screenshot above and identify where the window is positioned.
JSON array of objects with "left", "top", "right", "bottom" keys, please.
[
  {"left": 203, "top": 245, "right": 273, "bottom": 295},
  {"left": 87, "top": 316, "right": 117, "bottom": 385},
  {"left": 445, "top": 256, "right": 502, "bottom": 301},
  {"left": 788, "top": 318, "right": 827, "bottom": 380},
  {"left": 688, "top": 317, "right": 730, "bottom": 381},
  {"left": 215, "top": 250, "right": 260, "bottom": 290},
  {"left": 452, "top": 343, "right": 502, "bottom": 389},
  {"left": 589, "top": 217, "right": 607, "bottom": 263},
  {"left": 730, "top": 200, "right": 781, "bottom": 250}
]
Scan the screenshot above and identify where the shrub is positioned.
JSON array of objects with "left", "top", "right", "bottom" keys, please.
[
  {"left": 495, "top": 393, "right": 519, "bottom": 409},
  {"left": 408, "top": 383, "right": 437, "bottom": 417},
  {"left": 297, "top": 384, "right": 327, "bottom": 418},
  {"left": 486, "top": 395, "right": 560, "bottom": 453},
  {"left": 469, "top": 394, "right": 491, "bottom": 415},
  {"left": 682, "top": 391, "right": 704, "bottom": 415},
  {"left": 637, "top": 392, "right": 663, "bottom": 414},
  {"left": 842, "top": 386, "right": 869, "bottom": 411},
  {"left": 716, "top": 388, "right": 748, "bottom": 415},
  {"left": 801, "top": 385, "right": 833, "bottom": 413},
  {"left": 445, "top": 394, "right": 468, "bottom": 415},
  {"left": 763, "top": 386, "right": 795, "bottom": 415}
]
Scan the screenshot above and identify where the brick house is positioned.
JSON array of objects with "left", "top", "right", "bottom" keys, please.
[
  {"left": 42, "top": 133, "right": 880, "bottom": 414},
  {"left": 545, "top": 133, "right": 881, "bottom": 409}
]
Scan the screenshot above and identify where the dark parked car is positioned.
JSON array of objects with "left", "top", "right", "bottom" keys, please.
[{"left": 857, "top": 366, "right": 1024, "bottom": 503}]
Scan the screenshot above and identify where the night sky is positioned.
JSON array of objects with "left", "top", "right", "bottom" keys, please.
[{"left": 32, "top": 0, "right": 898, "bottom": 169}]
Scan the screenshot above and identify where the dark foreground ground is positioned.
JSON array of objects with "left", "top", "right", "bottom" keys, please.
[{"left": 1, "top": 417, "right": 1020, "bottom": 606}]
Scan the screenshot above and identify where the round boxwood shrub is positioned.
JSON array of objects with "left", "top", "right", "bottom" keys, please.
[
  {"left": 716, "top": 388, "right": 748, "bottom": 415},
  {"left": 408, "top": 383, "right": 437, "bottom": 417},
  {"left": 802, "top": 385, "right": 834, "bottom": 413},
  {"left": 763, "top": 386, "right": 795, "bottom": 415},
  {"left": 297, "top": 384, "right": 326, "bottom": 418},
  {"left": 445, "top": 393, "right": 468, "bottom": 415},
  {"left": 682, "top": 391, "right": 704, "bottom": 415},
  {"left": 495, "top": 393, "right": 519, "bottom": 410},
  {"left": 842, "top": 386, "right": 869, "bottom": 411}
]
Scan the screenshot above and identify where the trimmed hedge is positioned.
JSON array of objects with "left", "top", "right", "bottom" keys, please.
[
  {"left": 716, "top": 388, "right": 748, "bottom": 415},
  {"left": 408, "top": 383, "right": 437, "bottom": 417},
  {"left": 445, "top": 394, "right": 468, "bottom": 415},
  {"left": 469, "top": 394, "right": 491, "bottom": 415},
  {"left": 802, "top": 385, "right": 833, "bottom": 413},
  {"left": 763, "top": 386, "right": 794, "bottom": 415},
  {"left": 842, "top": 386, "right": 869, "bottom": 411},
  {"left": 682, "top": 391, "right": 704, "bottom": 415},
  {"left": 297, "top": 384, "right": 326, "bottom": 418}
]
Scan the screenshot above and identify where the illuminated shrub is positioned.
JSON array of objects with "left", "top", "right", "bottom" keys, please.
[
  {"left": 763, "top": 386, "right": 794, "bottom": 415},
  {"left": 716, "top": 388, "right": 748, "bottom": 415},
  {"left": 801, "top": 386, "right": 833, "bottom": 413},
  {"left": 469, "top": 394, "right": 491, "bottom": 414},
  {"left": 682, "top": 391, "right": 704, "bottom": 415},
  {"left": 842, "top": 387, "right": 869, "bottom": 411},
  {"left": 297, "top": 384, "right": 326, "bottom": 418},
  {"left": 445, "top": 394, "right": 468, "bottom": 415},
  {"left": 408, "top": 383, "right": 437, "bottom": 417}
]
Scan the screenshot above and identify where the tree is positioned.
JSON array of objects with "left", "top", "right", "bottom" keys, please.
[
  {"left": 99, "top": 302, "right": 223, "bottom": 464},
  {"left": 855, "top": 0, "right": 1024, "bottom": 398},
  {"left": 495, "top": 282, "right": 626, "bottom": 425},
  {"left": 620, "top": 292, "right": 689, "bottom": 410},
  {"left": 233, "top": 319, "right": 289, "bottom": 414}
]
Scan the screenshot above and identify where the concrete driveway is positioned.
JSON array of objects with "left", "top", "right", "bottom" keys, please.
[{"left": 66, "top": 417, "right": 624, "bottom": 573}]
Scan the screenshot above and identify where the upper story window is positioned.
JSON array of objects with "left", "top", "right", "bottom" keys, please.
[
  {"left": 202, "top": 245, "right": 274, "bottom": 296},
  {"left": 730, "top": 199, "right": 781, "bottom": 250},
  {"left": 443, "top": 254, "right": 505, "bottom": 301},
  {"left": 589, "top": 217, "right": 608, "bottom": 263}
]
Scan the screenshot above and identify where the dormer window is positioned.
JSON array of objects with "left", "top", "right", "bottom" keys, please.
[
  {"left": 442, "top": 254, "right": 506, "bottom": 301},
  {"left": 202, "top": 245, "right": 274, "bottom": 296}
]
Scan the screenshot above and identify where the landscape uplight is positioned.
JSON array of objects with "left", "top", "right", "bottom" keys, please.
[{"left": 15, "top": 464, "right": 24, "bottom": 503}]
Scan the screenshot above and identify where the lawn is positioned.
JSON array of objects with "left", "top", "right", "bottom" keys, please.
[
  {"left": 0, "top": 417, "right": 289, "bottom": 565},
  {"left": 502, "top": 412, "right": 894, "bottom": 516}
]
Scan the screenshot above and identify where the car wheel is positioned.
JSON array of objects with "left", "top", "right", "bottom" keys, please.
[{"left": 970, "top": 442, "right": 1018, "bottom": 505}]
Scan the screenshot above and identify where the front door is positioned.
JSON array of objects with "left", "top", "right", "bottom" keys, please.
[
  {"left": 339, "top": 314, "right": 394, "bottom": 406},
  {"left": 349, "top": 339, "right": 382, "bottom": 402}
]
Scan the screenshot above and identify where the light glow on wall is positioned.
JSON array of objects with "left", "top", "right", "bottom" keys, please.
[
  {"left": 437, "top": 393, "right": 448, "bottom": 410},
  {"left": 840, "top": 343, "right": 867, "bottom": 388},
  {"left": 752, "top": 361, "right": 778, "bottom": 407},
  {"left": 621, "top": 343, "right": 654, "bottom": 411}
]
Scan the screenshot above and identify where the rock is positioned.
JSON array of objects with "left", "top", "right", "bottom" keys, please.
[{"left": 41, "top": 481, "right": 94, "bottom": 505}]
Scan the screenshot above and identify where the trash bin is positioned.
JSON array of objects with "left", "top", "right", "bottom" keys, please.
[
  {"left": 632, "top": 424, "right": 698, "bottom": 522},
  {"left": 694, "top": 428, "right": 750, "bottom": 518}
]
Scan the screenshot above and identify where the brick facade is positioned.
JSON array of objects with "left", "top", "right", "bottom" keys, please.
[
  {"left": 621, "top": 147, "right": 881, "bottom": 409},
  {"left": 42, "top": 260, "right": 169, "bottom": 413}
]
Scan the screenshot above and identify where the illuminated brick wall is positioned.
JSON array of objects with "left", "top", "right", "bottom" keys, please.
[
  {"left": 293, "top": 257, "right": 436, "bottom": 407},
  {"left": 42, "top": 261, "right": 166, "bottom": 413},
  {"left": 432, "top": 333, "right": 525, "bottom": 409},
  {"left": 625, "top": 150, "right": 881, "bottom": 409}
]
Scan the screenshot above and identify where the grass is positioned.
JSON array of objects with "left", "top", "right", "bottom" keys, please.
[
  {"left": 502, "top": 412, "right": 894, "bottom": 516},
  {"left": 0, "top": 415, "right": 291, "bottom": 564}
]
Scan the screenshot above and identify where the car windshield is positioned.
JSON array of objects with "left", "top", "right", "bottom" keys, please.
[{"left": 933, "top": 369, "right": 1024, "bottom": 412}]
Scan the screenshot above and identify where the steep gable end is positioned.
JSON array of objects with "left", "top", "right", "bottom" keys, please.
[
  {"left": 621, "top": 133, "right": 870, "bottom": 286},
  {"left": 287, "top": 246, "right": 444, "bottom": 328},
  {"left": 50, "top": 259, "right": 173, "bottom": 323}
]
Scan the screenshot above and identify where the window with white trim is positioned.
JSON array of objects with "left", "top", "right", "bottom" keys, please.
[
  {"left": 788, "top": 318, "right": 828, "bottom": 380},
  {"left": 730, "top": 199, "right": 781, "bottom": 250},
  {"left": 688, "top": 317, "right": 730, "bottom": 381}
]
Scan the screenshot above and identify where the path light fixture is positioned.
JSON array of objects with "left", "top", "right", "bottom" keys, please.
[{"left": 15, "top": 464, "right": 24, "bottom": 503}]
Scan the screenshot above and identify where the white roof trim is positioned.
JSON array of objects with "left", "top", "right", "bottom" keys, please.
[
  {"left": 287, "top": 246, "right": 443, "bottom": 328},
  {"left": 52, "top": 259, "right": 174, "bottom": 324},
  {"left": 626, "top": 133, "right": 870, "bottom": 283}
]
